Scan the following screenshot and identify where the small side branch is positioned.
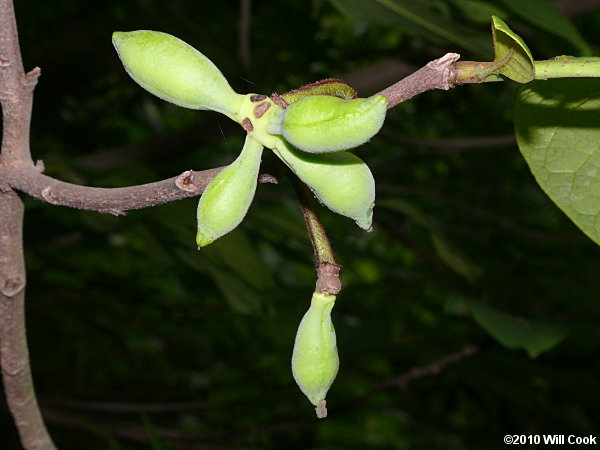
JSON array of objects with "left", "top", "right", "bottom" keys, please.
[
  {"left": 291, "top": 177, "right": 341, "bottom": 295},
  {"left": 454, "top": 58, "right": 600, "bottom": 85},
  {"left": 378, "top": 53, "right": 460, "bottom": 109},
  {"left": 40, "top": 397, "right": 208, "bottom": 414},
  {"left": 1, "top": 165, "right": 276, "bottom": 215},
  {"left": 379, "top": 55, "right": 600, "bottom": 109},
  {"left": 325, "top": 344, "right": 481, "bottom": 417},
  {"left": 373, "top": 345, "right": 479, "bottom": 392}
]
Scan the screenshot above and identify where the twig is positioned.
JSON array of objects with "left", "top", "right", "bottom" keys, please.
[
  {"left": 239, "top": 0, "right": 251, "bottom": 71},
  {"left": 211, "top": 345, "right": 481, "bottom": 441},
  {"left": 76, "top": 119, "right": 239, "bottom": 171},
  {"left": 38, "top": 404, "right": 308, "bottom": 449},
  {"left": 370, "top": 345, "right": 479, "bottom": 393},
  {"left": 40, "top": 397, "right": 208, "bottom": 414},
  {"left": 377, "top": 53, "right": 460, "bottom": 108},
  {"left": 375, "top": 213, "right": 446, "bottom": 272},
  {"left": 290, "top": 176, "right": 341, "bottom": 295},
  {"left": 378, "top": 52, "right": 600, "bottom": 108},
  {"left": 380, "top": 133, "right": 516, "bottom": 152},
  {"left": 0, "top": 165, "right": 276, "bottom": 215},
  {"left": 557, "top": 0, "right": 600, "bottom": 17},
  {"left": 35, "top": 347, "right": 479, "bottom": 446},
  {"left": 38, "top": 407, "right": 229, "bottom": 450},
  {"left": 378, "top": 184, "right": 588, "bottom": 243},
  {"left": 0, "top": 0, "right": 56, "bottom": 448}
]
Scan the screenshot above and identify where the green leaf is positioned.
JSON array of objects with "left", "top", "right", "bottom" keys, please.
[
  {"left": 443, "top": 294, "right": 471, "bottom": 317},
  {"left": 431, "top": 233, "right": 480, "bottom": 284},
  {"left": 498, "top": 0, "right": 591, "bottom": 56},
  {"left": 206, "top": 267, "right": 262, "bottom": 314},
  {"left": 449, "top": 0, "right": 506, "bottom": 25},
  {"left": 250, "top": 208, "right": 309, "bottom": 243},
  {"left": 491, "top": 16, "right": 534, "bottom": 83},
  {"left": 201, "top": 230, "right": 275, "bottom": 291},
  {"left": 468, "top": 300, "right": 568, "bottom": 358},
  {"left": 514, "top": 79, "right": 600, "bottom": 245},
  {"left": 377, "top": 198, "right": 438, "bottom": 230},
  {"left": 328, "top": 0, "right": 491, "bottom": 58},
  {"left": 378, "top": 199, "right": 481, "bottom": 282},
  {"left": 141, "top": 415, "right": 173, "bottom": 450},
  {"left": 174, "top": 231, "right": 270, "bottom": 314}
]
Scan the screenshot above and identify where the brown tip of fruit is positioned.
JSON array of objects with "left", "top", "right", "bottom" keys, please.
[{"left": 315, "top": 400, "right": 328, "bottom": 419}]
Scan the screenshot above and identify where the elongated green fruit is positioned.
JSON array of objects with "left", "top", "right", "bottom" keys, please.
[
  {"left": 273, "top": 138, "right": 375, "bottom": 229},
  {"left": 196, "top": 136, "right": 263, "bottom": 247},
  {"left": 112, "top": 30, "right": 243, "bottom": 120},
  {"left": 268, "top": 95, "right": 388, "bottom": 153},
  {"left": 292, "top": 292, "right": 339, "bottom": 412}
]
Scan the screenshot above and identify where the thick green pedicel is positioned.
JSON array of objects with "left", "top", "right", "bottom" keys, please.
[
  {"left": 269, "top": 95, "right": 388, "bottom": 153},
  {"left": 112, "top": 30, "right": 243, "bottom": 119},
  {"left": 292, "top": 292, "right": 339, "bottom": 414},
  {"left": 274, "top": 138, "right": 375, "bottom": 230},
  {"left": 196, "top": 136, "right": 263, "bottom": 247}
]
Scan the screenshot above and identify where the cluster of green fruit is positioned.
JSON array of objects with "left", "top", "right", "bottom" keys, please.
[{"left": 113, "top": 30, "right": 388, "bottom": 414}]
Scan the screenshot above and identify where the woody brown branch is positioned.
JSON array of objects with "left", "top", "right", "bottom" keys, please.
[
  {"left": 0, "top": 165, "right": 276, "bottom": 214},
  {"left": 377, "top": 53, "right": 460, "bottom": 108},
  {"left": 0, "top": 0, "right": 57, "bottom": 447}
]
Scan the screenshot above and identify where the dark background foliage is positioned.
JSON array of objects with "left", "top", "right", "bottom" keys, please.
[{"left": 2, "top": 0, "right": 599, "bottom": 448}]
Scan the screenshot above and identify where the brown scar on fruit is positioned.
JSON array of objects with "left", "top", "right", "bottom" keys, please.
[
  {"left": 253, "top": 102, "right": 271, "bottom": 118},
  {"left": 270, "top": 92, "right": 288, "bottom": 109},
  {"left": 250, "top": 94, "right": 267, "bottom": 102},
  {"left": 242, "top": 117, "right": 253, "bottom": 132}
]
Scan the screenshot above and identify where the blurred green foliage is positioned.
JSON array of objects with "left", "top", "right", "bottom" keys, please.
[{"left": 2, "top": 0, "right": 599, "bottom": 448}]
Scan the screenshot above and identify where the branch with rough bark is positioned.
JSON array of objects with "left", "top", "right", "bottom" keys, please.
[
  {"left": 377, "top": 53, "right": 460, "bottom": 108},
  {"left": 0, "top": 165, "right": 277, "bottom": 215},
  {"left": 0, "top": 0, "right": 56, "bottom": 448}
]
